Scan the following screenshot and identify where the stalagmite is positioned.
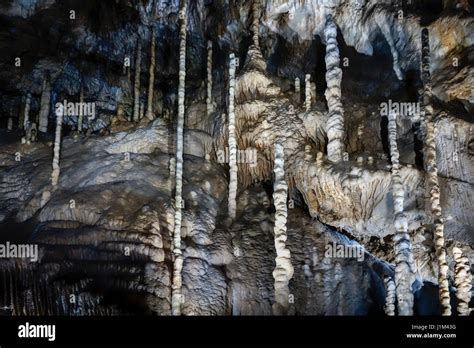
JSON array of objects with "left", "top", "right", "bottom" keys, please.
[
  {"left": 421, "top": 28, "right": 451, "bottom": 316},
  {"left": 228, "top": 53, "right": 237, "bottom": 220},
  {"left": 51, "top": 103, "right": 64, "bottom": 186},
  {"left": 77, "top": 86, "right": 84, "bottom": 132},
  {"left": 452, "top": 247, "right": 472, "bottom": 316},
  {"left": 384, "top": 276, "right": 396, "bottom": 316},
  {"left": 7, "top": 117, "right": 12, "bottom": 131},
  {"left": 304, "top": 74, "right": 311, "bottom": 111},
  {"left": 272, "top": 143, "right": 293, "bottom": 315},
  {"left": 38, "top": 79, "right": 51, "bottom": 133},
  {"left": 206, "top": 41, "right": 213, "bottom": 117},
  {"left": 294, "top": 77, "right": 300, "bottom": 104},
  {"left": 172, "top": 0, "right": 187, "bottom": 316},
  {"left": 133, "top": 39, "right": 142, "bottom": 122},
  {"left": 388, "top": 110, "right": 415, "bottom": 315},
  {"left": 324, "top": 15, "right": 345, "bottom": 163},
  {"left": 252, "top": 0, "right": 260, "bottom": 48},
  {"left": 146, "top": 27, "right": 156, "bottom": 121}
]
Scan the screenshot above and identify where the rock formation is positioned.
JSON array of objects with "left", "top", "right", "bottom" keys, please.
[
  {"left": 51, "top": 103, "right": 64, "bottom": 186},
  {"left": 38, "top": 78, "right": 51, "bottom": 133},
  {"left": 206, "top": 41, "right": 213, "bottom": 117},
  {"left": 228, "top": 53, "right": 237, "bottom": 220},
  {"left": 133, "top": 39, "right": 142, "bottom": 122},
  {"left": 0, "top": 0, "right": 471, "bottom": 319},
  {"left": 387, "top": 110, "right": 415, "bottom": 315},
  {"left": 171, "top": 0, "right": 187, "bottom": 316},
  {"left": 146, "top": 27, "right": 156, "bottom": 121},
  {"left": 324, "top": 15, "right": 345, "bottom": 163},
  {"left": 421, "top": 28, "right": 451, "bottom": 316},
  {"left": 453, "top": 246, "right": 472, "bottom": 316},
  {"left": 271, "top": 143, "right": 293, "bottom": 315}
]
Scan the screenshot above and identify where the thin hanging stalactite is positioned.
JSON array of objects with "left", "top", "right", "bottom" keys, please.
[
  {"left": 206, "top": 40, "right": 213, "bottom": 117},
  {"left": 146, "top": 26, "right": 156, "bottom": 121},
  {"left": 388, "top": 110, "right": 415, "bottom": 315},
  {"left": 324, "top": 15, "right": 345, "bottom": 163},
  {"left": 133, "top": 38, "right": 142, "bottom": 122},
  {"left": 305, "top": 74, "right": 311, "bottom": 111},
  {"left": 228, "top": 53, "right": 237, "bottom": 220},
  {"left": 452, "top": 246, "right": 472, "bottom": 316},
  {"left": 294, "top": 77, "right": 301, "bottom": 105},
  {"left": 23, "top": 93, "right": 31, "bottom": 131},
  {"left": 421, "top": 28, "right": 451, "bottom": 316},
  {"left": 77, "top": 85, "right": 84, "bottom": 132},
  {"left": 272, "top": 143, "right": 294, "bottom": 315},
  {"left": 51, "top": 104, "right": 64, "bottom": 186},
  {"left": 38, "top": 78, "right": 51, "bottom": 133},
  {"left": 252, "top": 0, "right": 260, "bottom": 48},
  {"left": 172, "top": 0, "right": 187, "bottom": 316},
  {"left": 384, "top": 276, "right": 396, "bottom": 316}
]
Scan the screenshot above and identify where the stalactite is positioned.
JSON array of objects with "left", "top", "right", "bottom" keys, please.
[
  {"left": 384, "top": 276, "right": 396, "bottom": 316},
  {"left": 388, "top": 110, "right": 415, "bottom": 315},
  {"left": 206, "top": 40, "right": 213, "bottom": 117},
  {"left": 51, "top": 103, "right": 64, "bottom": 186},
  {"left": 133, "top": 39, "right": 142, "bottom": 122},
  {"left": 294, "top": 77, "right": 301, "bottom": 105},
  {"left": 377, "top": 24, "right": 403, "bottom": 80},
  {"left": 18, "top": 97, "right": 24, "bottom": 132},
  {"left": 146, "top": 27, "right": 156, "bottom": 121},
  {"left": 139, "top": 100, "right": 145, "bottom": 120},
  {"left": 305, "top": 74, "right": 311, "bottom": 111},
  {"left": 78, "top": 86, "right": 84, "bottom": 132},
  {"left": 38, "top": 78, "right": 51, "bottom": 133},
  {"left": 172, "top": 0, "right": 187, "bottom": 316},
  {"left": 452, "top": 247, "right": 472, "bottom": 316},
  {"left": 421, "top": 28, "right": 451, "bottom": 316},
  {"left": 272, "top": 143, "right": 294, "bottom": 315},
  {"left": 228, "top": 53, "right": 237, "bottom": 220},
  {"left": 252, "top": 0, "right": 260, "bottom": 48},
  {"left": 23, "top": 93, "right": 31, "bottom": 131},
  {"left": 324, "top": 15, "right": 345, "bottom": 163}
]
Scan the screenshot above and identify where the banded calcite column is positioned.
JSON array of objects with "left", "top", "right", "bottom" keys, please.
[
  {"left": 324, "top": 15, "right": 345, "bottom": 163},
  {"left": 172, "top": 0, "right": 187, "bottom": 316},
  {"left": 421, "top": 28, "right": 451, "bottom": 316},
  {"left": 228, "top": 53, "right": 237, "bottom": 220},
  {"left": 388, "top": 110, "right": 415, "bottom": 315},
  {"left": 272, "top": 143, "right": 294, "bottom": 315}
]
